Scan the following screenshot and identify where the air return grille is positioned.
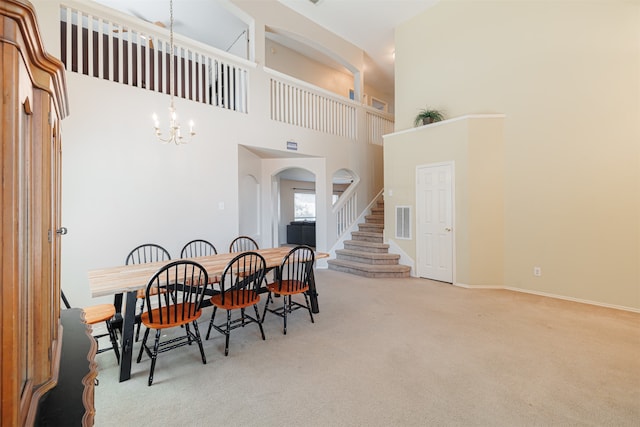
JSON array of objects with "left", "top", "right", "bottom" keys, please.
[{"left": 396, "top": 206, "right": 411, "bottom": 239}]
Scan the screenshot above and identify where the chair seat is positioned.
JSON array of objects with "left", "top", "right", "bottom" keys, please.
[
  {"left": 211, "top": 290, "right": 260, "bottom": 310},
  {"left": 83, "top": 304, "right": 116, "bottom": 325},
  {"left": 141, "top": 303, "right": 201, "bottom": 329},
  {"left": 266, "top": 280, "right": 309, "bottom": 296}
]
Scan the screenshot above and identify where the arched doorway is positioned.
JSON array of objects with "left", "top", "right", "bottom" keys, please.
[{"left": 274, "top": 167, "right": 316, "bottom": 247}]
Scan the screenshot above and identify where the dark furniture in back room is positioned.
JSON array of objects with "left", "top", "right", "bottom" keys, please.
[{"left": 286, "top": 221, "right": 316, "bottom": 247}]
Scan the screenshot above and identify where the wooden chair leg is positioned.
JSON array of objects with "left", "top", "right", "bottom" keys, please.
[
  {"left": 224, "top": 310, "right": 231, "bottom": 356},
  {"left": 106, "top": 319, "right": 120, "bottom": 363},
  {"left": 148, "top": 330, "right": 161, "bottom": 386},
  {"left": 206, "top": 306, "right": 217, "bottom": 340},
  {"left": 283, "top": 296, "right": 288, "bottom": 335},
  {"left": 261, "top": 293, "right": 271, "bottom": 324},
  {"left": 254, "top": 304, "right": 266, "bottom": 340},
  {"left": 136, "top": 328, "right": 150, "bottom": 363},
  {"left": 192, "top": 321, "right": 207, "bottom": 364}
]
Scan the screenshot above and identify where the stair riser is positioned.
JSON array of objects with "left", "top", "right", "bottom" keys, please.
[
  {"left": 343, "top": 243, "right": 388, "bottom": 253},
  {"left": 371, "top": 208, "right": 384, "bottom": 215},
  {"left": 351, "top": 234, "right": 383, "bottom": 243},
  {"left": 364, "top": 215, "right": 384, "bottom": 224},
  {"left": 358, "top": 224, "right": 383, "bottom": 232}
]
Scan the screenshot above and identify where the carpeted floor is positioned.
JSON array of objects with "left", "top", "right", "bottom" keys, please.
[{"left": 93, "top": 269, "right": 640, "bottom": 426}]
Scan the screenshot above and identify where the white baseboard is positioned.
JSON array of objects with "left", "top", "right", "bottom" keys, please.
[
  {"left": 453, "top": 282, "right": 639, "bottom": 313},
  {"left": 454, "top": 282, "right": 502, "bottom": 290}
]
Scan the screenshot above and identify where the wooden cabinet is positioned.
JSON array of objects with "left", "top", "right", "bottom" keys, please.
[{"left": 1, "top": 1, "right": 72, "bottom": 425}]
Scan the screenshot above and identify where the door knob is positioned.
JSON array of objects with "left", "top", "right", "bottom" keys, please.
[{"left": 56, "top": 227, "right": 68, "bottom": 235}]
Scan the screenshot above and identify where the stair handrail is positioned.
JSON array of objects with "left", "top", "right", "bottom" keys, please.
[{"left": 332, "top": 174, "right": 361, "bottom": 237}]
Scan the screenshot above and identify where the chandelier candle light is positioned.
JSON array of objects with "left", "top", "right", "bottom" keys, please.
[{"left": 152, "top": 0, "right": 195, "bottom": 144}]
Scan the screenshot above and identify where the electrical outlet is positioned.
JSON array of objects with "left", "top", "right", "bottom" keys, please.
[{"left": 533, "top": 267, "right": 542, "bottom": 277}]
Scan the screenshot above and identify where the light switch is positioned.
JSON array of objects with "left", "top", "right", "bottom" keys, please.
[{"left": 218, "top": 202, "right": 225, "bottom": 210}]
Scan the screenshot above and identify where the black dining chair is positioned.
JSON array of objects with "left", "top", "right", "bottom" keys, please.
[
  {"left": 136, "top": 260, "right": 209, "bottom": 386},
  {"left": 228, "top": 235, "right": 271, "bottom": 292},
  {"left": 181, "top": 239, "right": 220, "bottom": 286},
  {"left": 180, "top": 239, "right": 218, "bottom": 258},
  {"left": 125, "top": 243, "right": 171, "bottom": 341},
  {"left": 229, "top": 235, "right": 259, "bottom": 253},
  {"left": 62, "top": 290, "right": 120, "bottom": 363},
  {"left": 206, "top": 252, "right": 267, "bottom": 356},
  {"left": 262, "top": 246, "right": 315, "bottom": 335}
]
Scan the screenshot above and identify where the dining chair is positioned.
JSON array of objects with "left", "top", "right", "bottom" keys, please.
[
  {"left": 181, "top": 239, "right": 221, "bottom": 287},
  {"left": 229, "top": 235, "right": 259, "bottom": 253},
  {"left": 228, "top": 235, "right": 272, "bottom": 289},
  {"left": 206, "top": 252, "right": 267, "bottom": 356},
  {"left": 61, "top": 290, "right": 120, "bottom": 363},
  {"left": 136, "top": 260, "right": 209, "bottom": 386},
  {"left": 180, "top": 239, "right": 218, "bottom": 258},
  {"left": 262, "top": 245, "right": 315, "bottom": 335},
  {"left": 125, "top": 243, "right": 171, "bottom": 341}
]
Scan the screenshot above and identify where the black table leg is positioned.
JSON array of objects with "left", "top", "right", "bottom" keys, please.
[{"left": 118, "top": 291, "right": 137, "bottom": 382}]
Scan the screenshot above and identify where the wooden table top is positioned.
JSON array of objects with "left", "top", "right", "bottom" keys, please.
[{"left": 88, "top": 247, "right": 328, "bottom": 298}]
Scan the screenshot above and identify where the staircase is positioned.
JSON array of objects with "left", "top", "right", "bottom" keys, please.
[{"left": 328, "top": 199, "right": 411, "bottom": 278}]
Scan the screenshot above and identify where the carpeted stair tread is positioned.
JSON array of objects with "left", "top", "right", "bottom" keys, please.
[
  {"left": 330, "top": 197, "right": 410, "bottom": 278},
  {"left": 327, "top": 259, "right": 410, "bottom": 278}
]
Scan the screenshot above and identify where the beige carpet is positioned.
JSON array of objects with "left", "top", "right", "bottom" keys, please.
[{"left": 93, "top": 269, "right": 640, "bottom": 426}]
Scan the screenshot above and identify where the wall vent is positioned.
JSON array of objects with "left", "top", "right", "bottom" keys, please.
[{"left": 395, "top": 206, "right": 411, "bottom": 239}]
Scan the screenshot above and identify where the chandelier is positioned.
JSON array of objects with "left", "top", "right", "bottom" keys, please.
[{"left": 152, "top": 0, "right": 195, "bottom": 144}]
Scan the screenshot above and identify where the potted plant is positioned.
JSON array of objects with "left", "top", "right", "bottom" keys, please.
[{"left": 414, "top": 108, "right": 444, "bottom": 126}]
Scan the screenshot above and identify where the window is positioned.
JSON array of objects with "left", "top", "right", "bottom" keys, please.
[
  {"left": 294, "top": 192, "right": 316, "bottom": 221},
  {"left": 371, "top": 97, "right": 388, "bottom": 112}
]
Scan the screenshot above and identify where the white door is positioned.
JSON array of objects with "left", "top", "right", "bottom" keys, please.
[{"left": 416, "top": 163, "right": 454, "bottom": 282}]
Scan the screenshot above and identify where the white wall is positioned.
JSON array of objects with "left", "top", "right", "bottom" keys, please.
[
  {"left": 31, "top": 0, "right": 384, "bottom": 307},
  {"left": 265, "top": 39, "right": 354, "bottom": 99}
]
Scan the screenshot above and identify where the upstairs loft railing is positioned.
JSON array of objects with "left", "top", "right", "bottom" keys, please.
[
  {"left": 366, "top": 109, "right": 394, "bottom": 146},
  {"left": 267, "top": 69, "right": 357, "bottom": 140},
  {"left": 59, "top": 2, "right": 249, "bottom": 113},
  {"left": 58, "top": 2, "right": 394, "bottom": 144},
  {"left": 267, "top": 70, "right": 394, "bottom": 143}
]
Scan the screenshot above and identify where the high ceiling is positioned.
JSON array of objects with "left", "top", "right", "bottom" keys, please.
[
  {"left": 277, "top": 0, "right": 437, "bottom": 88},
  {"left": 93, "top": 0, "right": 437, "bottom": 92}
]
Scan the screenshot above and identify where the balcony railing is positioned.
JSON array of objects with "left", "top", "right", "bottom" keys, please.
[
  {"left": 267, "top": 69, "right": 357, "bottom": 140},
  {"left": 60, "top": 2, "right": 249, "bottom": 113},
  {"left": 366, "top": 109, "right": 394, "bottom": 145},
  {"left": 58, "top": 1, "right": 393, "bottom": 144}
]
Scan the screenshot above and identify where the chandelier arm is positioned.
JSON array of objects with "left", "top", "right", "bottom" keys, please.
[{"left": 151, "top": 0, "right": 195, "bottom": 146}]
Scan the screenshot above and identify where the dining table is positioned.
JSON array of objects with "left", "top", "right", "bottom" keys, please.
[{"left": 88, "top": 246, "right": 328, "bottom": 382}]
